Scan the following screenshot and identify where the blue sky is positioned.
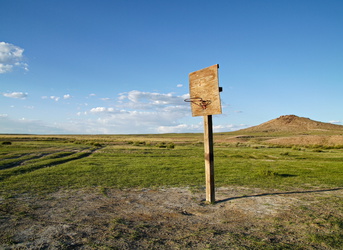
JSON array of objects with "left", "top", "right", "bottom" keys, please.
[{"left": 1, "top": 0, "right": 342, "bottom": 134}]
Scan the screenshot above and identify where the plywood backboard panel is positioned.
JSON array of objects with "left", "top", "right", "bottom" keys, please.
[{"left": 188, "top": 64, "right": 222, "bottom": 117}]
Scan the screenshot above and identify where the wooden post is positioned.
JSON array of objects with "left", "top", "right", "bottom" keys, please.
[
  {"left": 204, "top": 115, "right": 215, "bottom": 203},
  {"left": 188, "top": 64, "right": 221, "bottom": 204}
]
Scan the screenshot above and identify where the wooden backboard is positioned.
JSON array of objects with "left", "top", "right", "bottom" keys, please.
[{"left": 188, "top": 64, "right": 222, "bottom": 117}]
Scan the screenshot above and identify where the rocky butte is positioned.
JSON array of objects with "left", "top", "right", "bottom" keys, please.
[{"left": 239, "top": 115, "right": 343, "bottom": 133}]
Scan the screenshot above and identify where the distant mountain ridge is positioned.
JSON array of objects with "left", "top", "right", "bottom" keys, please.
[{"left": 240, "top": 115, "right": 343, "bottom": 133}]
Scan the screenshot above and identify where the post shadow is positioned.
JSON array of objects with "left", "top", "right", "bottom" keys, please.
[{"left": 216, "top": 187, "right": 343, "bottom": 204}]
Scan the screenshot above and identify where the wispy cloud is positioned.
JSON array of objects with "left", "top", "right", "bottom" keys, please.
[
  {"left": 329, "top": 120, "right": 342, "bottom": 124},
  {"left": 157, "top": 123, "right": 202, "bottom": 133},
  {"left": 157, "top": 123, "right": 248, "bottom": 133},
  {"left": 2, "top": 89, "right": 240, "bottom": 134},
  {"left": 50, "top": 96, "right": 60, "bottom": 101},
  {"left": 118, "top": 90, "right": 188, "bottom": 109},
  {"left": 90, "top": 107, "right": 118, "bottom": 113},
  {"left": 2, "top": 91, "right": 28, "bottom": 99},
  {"left": 0, "top": 115, "right": 68, "bottom": 134},
  {"left": 74, "top": 90, "right": 191, "bottom": 133},
  {"left": 0, "top": 42, "right": 28, "bottom": 73},
  {"left": 67, "top": 90, "right": 246, "bottom": 134},
  {"left": 42, "top": 94, "right": 72, "bottom": 101},
  {"left": 213, "top": 124, "right": 248, "bottom": 132}
]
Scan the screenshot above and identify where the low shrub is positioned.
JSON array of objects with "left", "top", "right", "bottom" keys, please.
[
  {"left": 280, "top": 152, "right": 290, "bottom": 156},
  {"left": 133, "top": 141, "right": 146, "bottom": 146},
  {"left": 167, "top": 142, "right": 175, "bottom": 149},
  {"left": 157, "top": 142, "right": 167, "bottom": 148},
  {"left": 257, "top": 167, "right": 280, "bottom": 177}
]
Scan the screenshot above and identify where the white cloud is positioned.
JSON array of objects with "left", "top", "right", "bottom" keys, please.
[
  {"left": 42, "top": 94, "right": 70, "bottom": 101},
  {"left": 2, "top": 92, "right": 28, "bottom": 99},
  {"left": 177, "top": 84, "right": 183, "bottom": 88},
  {"left": 118, "top": 90, "right": 189, "bottom": 109},
  {"left": 0, "top": 42, "right": 28, "bottom": 73},
  {"left": 72, "top": 90, "right": 243, "bottom": 134},
  {"left": 90, "top": 107, "right": 118, "bottom": 113},
  {"left": 157, "top": 123, "right": 249, "bottom": 133},
  {"left": 71, "top": 111, "right": 176, "bottom": 134},
  {"left": 157, "top": 123, "right": 202, "bottom": 133},
  {"left": 0, "top": 115, "right": 68, "bottom": 134},
  {"left": 329, "top": 120, "right": 342, "bottom": 124},
  {"left": 1, "top": 89, "right": 242, "bottom": 134},
  {"left": 73, "top": 90, "right": 192, "bottom": 133},
  {"left": 50, "top": 96, "right": 60, "bottom": 101},
  {"left": 0, "top": 64, "right": 13, "bottom": 73},
  {"left": 90, "top": 107, "right": 106, "bottom": 113},
  {"left": 213, "top": 124, "right": 249, "bottom": 132}
]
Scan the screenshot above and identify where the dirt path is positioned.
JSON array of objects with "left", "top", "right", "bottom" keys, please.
[{"left": 1, "top": 187, "right": 342, "bottom": 249}]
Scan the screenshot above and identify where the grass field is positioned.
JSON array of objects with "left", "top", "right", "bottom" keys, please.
[
  {"left": 1, "top": 134, "right": 343, "bottom": 195},
  {"left": 1, "top": 133, "right": 343, "bottom": 249}
]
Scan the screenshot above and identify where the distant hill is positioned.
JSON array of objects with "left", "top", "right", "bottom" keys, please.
[
  {"left": 226, "top": 115, "right": 343, "bottom": 147},
  {"left": 239, "top": 115, "right": 343, "bottom": 133}
]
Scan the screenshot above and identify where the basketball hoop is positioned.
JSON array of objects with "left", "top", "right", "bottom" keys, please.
[{"left": 184, "top": 97, "right": 212, "bottom": 110}]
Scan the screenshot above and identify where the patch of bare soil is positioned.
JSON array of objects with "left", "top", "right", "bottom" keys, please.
[{"left": 1, "top": 187, "right": 343, "bottom": 249}]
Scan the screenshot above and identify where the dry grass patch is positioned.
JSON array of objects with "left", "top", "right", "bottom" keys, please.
[{"left": 1, "top": 187, "right": 343, "bottom": 249}]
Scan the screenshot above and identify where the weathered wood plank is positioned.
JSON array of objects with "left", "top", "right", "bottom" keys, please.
[{"left": 188, "top": 64, "right": 222, "bottom": 117}]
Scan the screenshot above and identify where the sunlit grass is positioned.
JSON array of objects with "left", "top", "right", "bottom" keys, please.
[{"left": 1, "top": 137, "right": 343, "bottom": 196}]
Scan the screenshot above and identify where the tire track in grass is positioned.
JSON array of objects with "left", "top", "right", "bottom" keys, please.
[
  {"left": 0, "top": 153, "right": 50, "bottom": 170},
  {"left": 0, "top": 151, "right": 75, "bottom": 170},
  {"left": 0, "top": 149, "right": 99, "bottom": 181}
]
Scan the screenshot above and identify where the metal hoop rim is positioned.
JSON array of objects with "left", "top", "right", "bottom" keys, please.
[
  {"left": 184, "top": 97, "right": 212, "bottom": 110},
  {"left": 184, "top": 97, "right": 203, "bottom": 102}
]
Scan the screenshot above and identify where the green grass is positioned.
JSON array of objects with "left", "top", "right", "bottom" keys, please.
[{"left": 1, "top": 136, "right": 343, "bottom": 196}]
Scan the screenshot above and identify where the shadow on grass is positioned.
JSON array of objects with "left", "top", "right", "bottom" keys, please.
[
  {"left": 277, "top": 174, "right": 297, "bottom": 177},
  {"left": 216, "top": 187, "right": 343, "bottom": 204}
]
